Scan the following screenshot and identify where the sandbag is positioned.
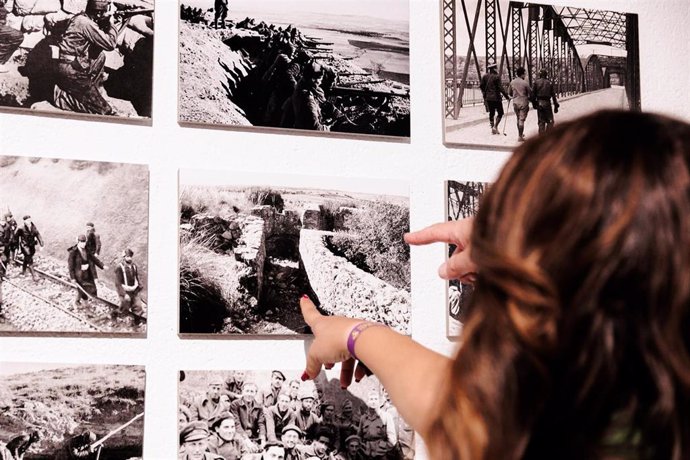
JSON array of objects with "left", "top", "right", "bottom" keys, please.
[
  {"left": 44, "top": 9, "right": 72, "bottom": 26},
  {"left": 14, "top": 0, "right": 59, "bottom": 15},
  {"left": 61, "top": 0, "right": 86, "bottom": 14},
  {"left": 21, "top": 13, "right": 44, "bottom": 32},
  {"left": 126, "top": 14, "right": 152, "bottom": 36}
]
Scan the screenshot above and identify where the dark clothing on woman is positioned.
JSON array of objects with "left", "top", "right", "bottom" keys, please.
[{"left": 17, "top": 223, "right": 43, "bottom": 272}]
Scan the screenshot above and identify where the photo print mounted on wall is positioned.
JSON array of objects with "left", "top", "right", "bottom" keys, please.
[
  {"left": 178, "top": 369, "right": 415, "bottom": 459},
  {"left": 0, "top": 0, "right": 154, "bottom": 120},
  {"left": 0, "top": 362, "right": 145, "bottom": 458},
  {"left": 179, "top": 170, "right": 410, "bottom": 337},
  {"left": 445, "top": 180, "right": 488, "bottom": 338},
  {"left": 178, "top": 0, "right": 410, "bottom": 140},
  {"left": 442, "top": 1, "right": 640, "bottom": 149},
  {"left": 0, "top": 155, "right": 149, "bottom": 336}
]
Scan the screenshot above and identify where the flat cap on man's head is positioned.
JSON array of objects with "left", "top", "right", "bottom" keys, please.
[
  {"left": 77, "top": 234, "right": 87, "bottom": 242},
  {"left": 271, "top": 370, "right": 286, "bottom": 381},
  {"left": 209, "top": 411, "right": 235, "bottom": 430},
  {"left": 345, "top": 434, "right": 361, "bottom": 445},
  {"left": 86, "top": 222, "right": 94, "bottom": 228},
  {"left": 179, "top": 421, "right": 209, "bottom": 445},
  {"left": 281, "top": 424, "right": 303, "bottom": 437},
  {"left": 23, "top": 215, "right": 31, "bottom": 220},
  {"left": 124, "top": 248, "right": 134, "bottom": 257}
]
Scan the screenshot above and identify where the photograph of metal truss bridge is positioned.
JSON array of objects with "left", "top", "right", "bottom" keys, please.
[{"left": 442, "top": 1, "right": 640, "bottom": 148}]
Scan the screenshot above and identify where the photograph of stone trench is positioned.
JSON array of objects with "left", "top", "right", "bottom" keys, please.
[{"left": 178, "top": 178, "right": 410, "bottom": 336}]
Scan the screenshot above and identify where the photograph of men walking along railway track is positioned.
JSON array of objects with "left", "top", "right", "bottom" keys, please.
[
  {"left": 445, "top": 180, "right": 487, "bottom": 338},
  {"left": 0, "top": 0, "right": 154, "bottom": 120},
  {"left": 0, "top": 156, "right": 149, "bottom": 336},
  {"left": 0, "top": 362, "right": 145, "bottom": 459},
  {"left": 442, "top": 1, "right": 640, "bottom": 149},
  {"left": 178, "top": 0, "right": 410, "bottom": 139},
  {"left": 179, "top": 170, "right": 410, "bottom": 337}
]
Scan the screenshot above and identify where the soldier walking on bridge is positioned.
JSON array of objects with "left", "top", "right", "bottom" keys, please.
[
  {"left": 509, "top": 67, "right": 532, "bottom": 142},
  {"left": 480, "top": 62, "right": 509, "bottom": 135},
  {"left": 532, "top": 69, "right": 560, "bottom": 133},
  {"left": 213, "top": 0, "right": 228, "bottom": 29}
]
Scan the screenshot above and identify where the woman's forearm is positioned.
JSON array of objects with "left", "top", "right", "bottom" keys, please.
[{"left": 355, "top": 326, "right": 451, "bottom": 435}]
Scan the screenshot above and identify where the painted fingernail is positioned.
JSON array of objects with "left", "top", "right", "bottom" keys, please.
[
  {"left": 301, "top": 371, "right": 309, "bottom": 381},
  {"left": 301, "top": 294, "right": 309, "bottom": 300},
  {"left": 355, "top": 377, "right": 361, "bottom": 383},
  {"left": 340, "top": 384, "right": 347, "bottom": 390}
]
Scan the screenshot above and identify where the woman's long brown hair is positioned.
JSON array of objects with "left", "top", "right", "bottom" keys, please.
[{"left": 426, "top": 111, "right": 690, "bottom": 459}]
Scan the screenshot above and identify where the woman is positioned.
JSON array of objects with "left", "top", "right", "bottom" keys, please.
[{"left": 300, "top": 110, "right": 690, "bottom": 459}]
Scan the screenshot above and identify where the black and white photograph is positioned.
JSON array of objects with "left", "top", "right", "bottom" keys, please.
[
  {"left": 442, "top": 1, "right": 640, "bottom": 149},
  {"left": 0, "top": 0, "right": 154, "bottom": 119},
  {"left": 178, "top": 369, "right": 414, "bottom": 460},
  {"left": 446, "top": 180, "right": 487, "bottom": 337},
  {"left": 0, "top": 362, "right": 145, "bottom": 459},
  {"left": 179, "top": 171, "right": 410, "bottom": 337},
  {"left": 178, "top": 0, "right": 410, "bottom": 139},
  {"left": 0, "top": 155, "right": 149, "bottom": 336}
]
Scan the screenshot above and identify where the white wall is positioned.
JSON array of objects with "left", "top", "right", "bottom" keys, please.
[{"left": 1, "top": 0, "right": 689, "bottom": 457}]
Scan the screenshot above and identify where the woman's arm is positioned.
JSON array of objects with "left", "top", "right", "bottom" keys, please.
[{"left": 300, "top": 298, "right": 450, "bottom": 435}]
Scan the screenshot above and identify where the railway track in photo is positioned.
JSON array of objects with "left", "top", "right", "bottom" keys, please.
[{"left": 0, "top": 258, "right": 146, "bottom": 334}]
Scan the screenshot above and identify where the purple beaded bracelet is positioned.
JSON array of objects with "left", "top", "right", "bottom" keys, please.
[{"left": 346, "top": 321, "right": 385, "bottom": 360}]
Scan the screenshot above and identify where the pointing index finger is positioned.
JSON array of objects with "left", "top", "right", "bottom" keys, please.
[
  {"left": 300, "top": 295, "right": 322, "bottom": 327},
  {"left": 404, "top": 221, "right": 461, "bottom": 246}
]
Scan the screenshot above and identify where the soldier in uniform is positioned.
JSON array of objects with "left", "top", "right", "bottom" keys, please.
[
  {"left": 192, "top": 377, "right": 230, "bottom": 425},
  {"left": 259, "top": 370, "right": 286, "bottom": 407},
  {"left": 357, "top": 391, "right": 398, "bottom": 459},
  {"left": 68, "top": 234, "right": 105, "bottom": 305},
  {"left": 281, "top": 62, "right": 327, "bottom": 131},
  {"left": 294, "top": 388, "right": 320, "bottom": 435},
  {"left": 479, "top": 62, "right": 509, "bottom": 135},
  {"left": 114, "top": 249, "right": 145, "bottom": 323},
  {"left": 224, "top": 370, "right": 246, "bottom": 402},
  {"left": 265, "top": 391, "right": 297, "bottom": 442},
  {"left": 3, "top": 213, "right": 17, "bottom": 262},
  {"left": 208, "top": 411, "right": 247, "bottom": 460},
  {"left": 0, "top": 0, "right": 23, "bottom": 74},
  {"left": 334, "top": 435, "right": 365, "bottom": 460},
  {"left": 54, "top": 0, "right": 118, "bottom": 115},
  {"left": 508, "top": 67, "right": 532, "bottom": 142},
  {"left": 280, "top": 425, "right": 303, "bottom": 460},
  {"left": 17, "top": 215, "right": 43, "bottom": 282},
  {"left": 531, "top": 69, "right": 560, "bottom": 133},
  {"left": 213, "top": 0, "right": 228, "bottom": 29},
  {"left": 179, "top": 421, "right": 224, "bottom": 460},
  {"left": 335, "top": 399, "right": 358, "bottom": 452},
  {"left": 229, "top": 382, "right": 266, "bottom": 450},
  {"left": 295, "top": 427, "right": 332, "bottom": 459},
  {"left": 54, "top": 430, "right": 97, "bottom": 460},
  {"left": 85, "top": 222, "right": 102, "bottom": 281}
]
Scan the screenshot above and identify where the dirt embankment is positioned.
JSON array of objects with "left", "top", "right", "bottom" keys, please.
[
  {"left": 178, "top": 21, "right": 253, "bottom": 126},
  {"left": 0, "top": 157, "right": 149, "bottom": 295},
  {"left": 0, "top": 365, "right": 145, "bottom": 457}
]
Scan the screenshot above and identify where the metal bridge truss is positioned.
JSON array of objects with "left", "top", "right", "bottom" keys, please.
[{"left": 444, "top": 1, "right": 641, "bottom": 119}]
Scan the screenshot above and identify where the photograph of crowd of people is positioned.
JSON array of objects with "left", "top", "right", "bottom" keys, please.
[
  {"left": 0, "top": 362, "right": 145, "bottom": 459},
  {"left": 0, "top": 0, "right": 154, "bottom": 119},
  {"left": 443, "top": 1, "right": 640, "bottom": 149},
  {"left": 179, "top": 369, "right": 414, "bottom": 460},
  {"left": 179, "top": 171, "right": 410, "bottom": 337},
  {"left": 178, "top": 0, "right": 410, "bottom": 139},
  {"left": 446, "top": 180, "right": 487, "bottom": 337},
  {"left": 0, "top": 155, "right": 149, "bottom": 335}
]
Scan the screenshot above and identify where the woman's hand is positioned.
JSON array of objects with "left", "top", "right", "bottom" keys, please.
[
  {"left": 300, "top": 296, "right": 372, "bottom": 388},
  {"left": 404, "top": 218, "right": 478, "bottom": 283}
]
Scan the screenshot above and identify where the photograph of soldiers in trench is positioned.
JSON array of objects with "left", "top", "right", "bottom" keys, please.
[
  {"left": 445, "top": 180, "right": 487, "bottom": 338},
  {"left": 0, "top": 363, "right": 145, "bottom": 460},
  {"left": 443, "top": 0, "right": 641, "bottom": 148},
  {"left": 179, "top": 172, "right": 410, "bottom": 336},
  {"left": 178, "top": 0, "right": 410, "bottom": 139},
  {"left": 178, "top": 369, "right": 415, "bottom": 460},
  {"left": 0, "top": 0, "right": 154, "bottom": 119},
  {"left": 0, "top": 155, "right": 149, "bottom": 335}
]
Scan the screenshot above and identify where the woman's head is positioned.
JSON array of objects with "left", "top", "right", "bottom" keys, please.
[{"left": 428, "top": 110, "right": 690, "bottom": 459}]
